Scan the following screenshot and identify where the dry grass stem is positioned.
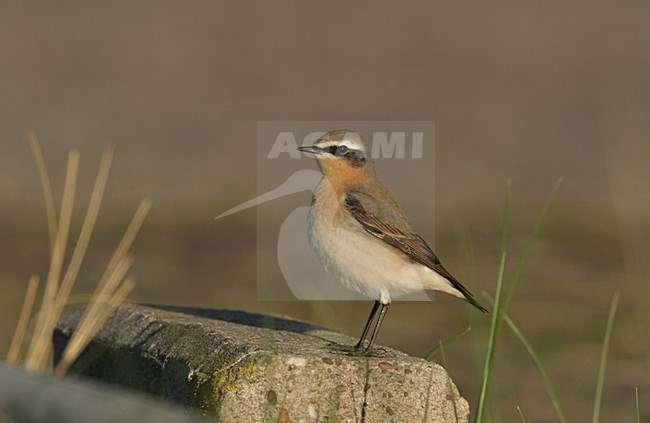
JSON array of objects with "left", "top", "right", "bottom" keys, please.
[
  {"left": 56, "top": 148, "right": 113, "bottom": 310},
  {"left": 28, "top": 131, "right": 58, "bottom": 253},
  {"left": 54, "top": 200, "right": 151, "bottom": 376},
  {"left": 25, "top": 151, "right": 79, "bottom": 372},
  {"left": 55, "top": 277, "right": 136, "bottom": 376},
  {"left": 6, "top": 275, "right": 40, "bottom": 364},
  {"left": 15, "top": 134, "right": 148, "bottom": 376},
  {"left": 78, "top": 254, "right": 135, "bottom": 328},
  {"left": 95, "top": 199, "right": 152, "bottom": 295}
]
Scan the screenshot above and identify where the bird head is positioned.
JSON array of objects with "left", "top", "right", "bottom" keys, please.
[{"left": 298, "top": 130, "right": 374, "bottom": 180}]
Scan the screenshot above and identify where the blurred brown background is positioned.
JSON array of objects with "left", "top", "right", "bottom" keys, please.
[{"left": 1, "top": 2, "right": 648, "bottom": 421}]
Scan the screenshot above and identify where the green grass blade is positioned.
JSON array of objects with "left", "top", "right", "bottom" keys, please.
[
  {"left": 501, "top": 177, "right": 562, "bottom": 316},
  {"left": 516, "top": 405, "right": 527, "bottom": 423},
  {"left": 635, "top": 387, "right": 640, "bottom": 423},
  {"left": 505, "top": 313, "right": 567, "bottom": 423},
  {"left": 592, "top": 292, "right": 620, "bottom": 423},
  {"left": 499, "top": 180, "right": 511, "bottom": 257},
  {"left": 424, "top": 323, "right": 472, "bottom": 361},
  {"left": 475, "top": 250, "right": 506, "bottom": 422},
  {"left": 483, "top": 293, "right": 568, "bottom": 423},
  {"left": 476, "top": 179, "right": 561, "bottom": 422},
  {"left": 475, "top": 182, "right": 511, "bottom": 423}
]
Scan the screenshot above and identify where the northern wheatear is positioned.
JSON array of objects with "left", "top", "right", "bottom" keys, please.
[{"left": 298, "top": 130, "right": 487, "bottom": 353}]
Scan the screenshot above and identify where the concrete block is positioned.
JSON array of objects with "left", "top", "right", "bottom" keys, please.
[{"left": 54, "top": 304, "right": 469, "bottom": 422}]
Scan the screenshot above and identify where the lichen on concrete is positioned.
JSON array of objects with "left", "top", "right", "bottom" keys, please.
[{"left": 54, "top": 304, "right": 470, "bottom": 422}]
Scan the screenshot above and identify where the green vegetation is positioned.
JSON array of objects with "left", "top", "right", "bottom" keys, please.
[
  {"left": 426, "top": 179, "right": 637, "bottom": 422},
  {"left": 592, "top": 292, "right": 620, "bottom": 423}
]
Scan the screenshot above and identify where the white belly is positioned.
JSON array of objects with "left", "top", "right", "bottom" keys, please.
[{"left": 307, "top": 180, "right": 432, "bottom": 303}]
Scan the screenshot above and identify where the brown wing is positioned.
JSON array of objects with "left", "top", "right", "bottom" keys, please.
[{"left": 344, "top": 191, "right": 487, "bottom": 313}]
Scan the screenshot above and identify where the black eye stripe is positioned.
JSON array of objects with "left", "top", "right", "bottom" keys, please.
[
  {"left": 321, "top": 144, "right": 366, "bottom": 166},
  {"left": 325, "top": 145, "right": 351, "bottom": 155}
]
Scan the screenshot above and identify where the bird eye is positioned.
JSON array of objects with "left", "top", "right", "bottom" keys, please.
[{"left": 336, "top": 145, "right": 349, "bottom": 156}]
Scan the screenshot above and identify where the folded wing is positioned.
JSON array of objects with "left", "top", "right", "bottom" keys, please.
[{"left": 344, "top": 190, "right": 488, "bottom": 313}]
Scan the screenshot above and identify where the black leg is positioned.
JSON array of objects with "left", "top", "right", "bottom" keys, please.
[
  {"left": 363, "top": 303, "right": 390, "bottom": 353},
  {"left": 355, "top": 301, "right": 380, "bottom": 350}
]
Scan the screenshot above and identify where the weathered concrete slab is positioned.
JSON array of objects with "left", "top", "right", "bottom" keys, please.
[{"left": 54, "top": 304, "right": 470, "bottom": 422}]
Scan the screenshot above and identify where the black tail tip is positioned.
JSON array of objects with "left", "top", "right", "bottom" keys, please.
[{"left": 468, "top": 299, "right": 489, "bottom": 314}]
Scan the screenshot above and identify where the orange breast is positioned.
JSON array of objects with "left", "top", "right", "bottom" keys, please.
[{"left": 318, "top": 158, "right": 369, "bottom": 198}]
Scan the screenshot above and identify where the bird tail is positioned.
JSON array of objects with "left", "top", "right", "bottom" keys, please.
[
  {"left": 420, "top": 264, "right": 489, "bottom": 312},
  {"left": 449, "top": 278, "right": 489, "bottom": 313}
]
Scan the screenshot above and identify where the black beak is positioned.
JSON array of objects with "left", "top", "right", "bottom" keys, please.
[{"left": 297, "top": 146, "right": 322, "bottom": 155}]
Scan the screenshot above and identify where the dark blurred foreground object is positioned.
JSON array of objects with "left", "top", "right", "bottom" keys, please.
[
  {"left": 53, "top": 304, "right": 470, "bottom": 422},
  {"left": 0, "top": 362, "right": 204, "bottom": 423}
]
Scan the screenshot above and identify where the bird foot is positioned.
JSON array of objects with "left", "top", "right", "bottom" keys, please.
[{"left": 353, "top": 340, "right": 372, "bottom": 355}]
